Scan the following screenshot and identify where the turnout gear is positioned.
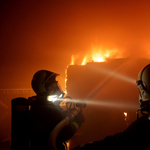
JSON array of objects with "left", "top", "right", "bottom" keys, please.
[
  {"left": 30, "top": 70, "right": 85, "bottom": 150},
  {"left": 72, "top": 116, "right": 150, "bottom": 150}
]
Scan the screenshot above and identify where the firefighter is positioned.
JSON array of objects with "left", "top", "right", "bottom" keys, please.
[
  {"left": 29, "top": 70, "right": 84, "bottom": 150},
  {"left": 72, "top": 64, "right": 150, "bottom": 150}
]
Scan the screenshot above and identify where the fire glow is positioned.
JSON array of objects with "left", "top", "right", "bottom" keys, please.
[
  {"left": 81, "top": 46, "right": 120, "bottom": 65},
  {"left": 70, "top": 45, "right": 122, "bottom": 66},
  {"left": 65, "top": 45, "right": 123, "bottom": 93}
]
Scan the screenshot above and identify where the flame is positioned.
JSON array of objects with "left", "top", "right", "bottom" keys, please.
[
  {"left": 65, "top": 55, "right": 79, "bottom": 94},
  {"left": 65, "top": 45, "right": 122, "bottom": 92},
  {"left": 81, "top": 50, "right": 110, "bottom": 65},
  {"left": 124, "top": 112, "right": 128, "bottom": 126},
  {"left": 91, "top": 46, "right": 110, "bottom": 62},
  {"left": 92, "top": 51, "right": 109, "bottom": 62},
  {"left": 65, "top": 69, "right": 68, "bottom": 94},
  {"left": 70, "top": 45, "right": 121, "bottom": 66},
  {"left": 69, "top": 55, "right": 79, "bottom": 65},
  {"left": 81, "top": 46, "right": 120, "bottom": 65},
  {"left": 124, "top": 112, "right": 127, "bottom": 117},
  {"left": 81, "top": 56, "right": 88, "bottom": 65},
  {"left": 70, "top": 55, "right": 75, "bottom": 65}
]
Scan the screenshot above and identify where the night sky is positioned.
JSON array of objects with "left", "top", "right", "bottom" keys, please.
[{"left": 1, "top": 0, "right": 150, "bottom": 90}]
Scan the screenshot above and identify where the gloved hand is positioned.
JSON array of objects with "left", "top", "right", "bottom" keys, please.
[{"left": 70, "top": 108, "right": 85, "bottom": 127}]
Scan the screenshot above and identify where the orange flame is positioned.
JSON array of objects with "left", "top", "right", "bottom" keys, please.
[
  {"left": 65, "top": 45, "right": 122, "bottom": 92},
  {"left": 65, "top": 55, "right": 79, "bottom": 94},
  {"left": 69, "top": 55, "right": 79, "bottom": 65},
  {"left": 124, "top": 112, "right": 127, "bottom": 117},
  {"left": 124, "top": 112, "right": 128, "bottom": 122},
  {"left": 80, "top": 45, "right": 121, "bottom": 65},
  {"left": 70, "top": 55, "right": 75, "bottom": 65}
]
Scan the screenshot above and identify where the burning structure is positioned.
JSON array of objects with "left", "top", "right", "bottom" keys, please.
[
  {"left": 65, "top": 57, "right": 150, "bottom": 148},
  {"left": 1, "top": 45, "right": 150, "bottom": 149}
]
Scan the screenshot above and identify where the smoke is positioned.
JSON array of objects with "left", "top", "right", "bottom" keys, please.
[{"left": 117, "top": 40, "right": 150, "bottom": 59}]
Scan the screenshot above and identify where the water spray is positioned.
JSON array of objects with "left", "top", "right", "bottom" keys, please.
[
  {"left": 49, "top": 59, "right": 138, "bottom": 149},
  {"left": 48, "top": 97, "right": 138, "bottom": 110},
  {"left": 84, "top": 59, "right": 136, "bottom": 100}
]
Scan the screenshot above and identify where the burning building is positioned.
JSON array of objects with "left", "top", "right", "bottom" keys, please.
[{"left": 65, "top": 57, "right": 150, "bottom": 148}]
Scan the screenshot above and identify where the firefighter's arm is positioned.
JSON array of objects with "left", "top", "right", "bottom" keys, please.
[
  {"left": 65, "top": 102, "right": 86, "bottom": 133},
  {"left": 57, "top": 108, "right": 85, "bottom": 142},
  {"left": 70, "top": 109, "right": 85, "bottom": 131},
  {"left": 70, "top": 101, "right": 86, "bottom": 130}
]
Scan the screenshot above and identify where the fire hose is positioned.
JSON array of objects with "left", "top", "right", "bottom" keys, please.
[{"left": 48, "top": 107, "right": 82, "bottom": 150}]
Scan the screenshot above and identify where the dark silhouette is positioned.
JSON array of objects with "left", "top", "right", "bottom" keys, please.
[
  {"left": 11, "top": 70, "right": 84, "bottom": 150},
  {"left": 29, "top": 70, "right": 85, "bottom": 150}
]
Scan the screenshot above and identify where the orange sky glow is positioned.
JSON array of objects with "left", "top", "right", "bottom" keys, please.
[{"left": 0, "top": 0, "right": 150, "bottom": 91}]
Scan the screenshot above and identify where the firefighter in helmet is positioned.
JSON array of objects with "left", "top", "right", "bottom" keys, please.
[
  {"left": 29, "top": 70, "right": 84, "bottom": 150},
  {"left": 72, "top": 64, "right": 150, "bottom": 150},
  {"left": 136, "top": 64, "right": 150, "bottom": 120}
]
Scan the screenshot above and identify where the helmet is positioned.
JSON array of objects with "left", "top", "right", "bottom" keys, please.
[
  {"left": 136, "top": 64, "right": 150, "bottom": 119},
  {"left": 137, "top": 64, "right": 150, "bottom": 102},
  {"left": 31, "top": 70, "right": 59, "bottom": 95}
]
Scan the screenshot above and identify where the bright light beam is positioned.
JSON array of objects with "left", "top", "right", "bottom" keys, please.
[
  {"left": 58, "top": 98, "right": 138, "bottom": 110},
  {"left": 85, "top": 59, "right": 136, "bottom": 100}
]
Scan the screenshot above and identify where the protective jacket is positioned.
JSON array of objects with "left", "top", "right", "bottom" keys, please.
[
  {"left": 72, "top": 116, "right": 150, "bottom": 150},
  {"left": 29, "top": 96, "right": 83, "bottom": 150}
]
